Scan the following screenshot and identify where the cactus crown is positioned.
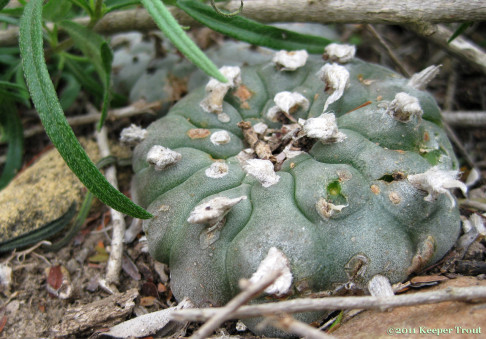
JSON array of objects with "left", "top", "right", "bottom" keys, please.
[{"left": 132, "top": 44, "right": 461, "bottom": 336}]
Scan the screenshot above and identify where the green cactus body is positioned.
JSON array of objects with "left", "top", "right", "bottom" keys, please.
[{"left": 132, "top": 51, "right": 461, "bottom": 335}]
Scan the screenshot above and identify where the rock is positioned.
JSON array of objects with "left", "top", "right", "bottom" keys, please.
[
  {"left": 333, "top": 276, "right": 486, "bottom": 338},
  {"left": 0, "top": 138, "right": 100, "bottom": 247}
]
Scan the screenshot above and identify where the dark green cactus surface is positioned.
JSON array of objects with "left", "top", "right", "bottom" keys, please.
[{"left": 132, "top": 52, "right": 461, "bottom": 334}]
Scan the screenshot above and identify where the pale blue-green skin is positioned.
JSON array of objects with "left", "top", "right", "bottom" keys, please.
[{"left": 132, "top": 57, "right": 460, "bottom": 334}]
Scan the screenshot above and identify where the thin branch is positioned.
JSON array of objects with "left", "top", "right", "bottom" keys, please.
[
  {"left": 442, "top": 122, "right": 477, "bottom": 170},
  {"left": 219, "top": 0, "right": 486, "bottom": 25},
  {"left": 365, "top": 25, "right": 411, "bottom": 77},
  {"left": 460, "top": 199, "right": 486, "bottom": 212},
  {"left": 2, "top": 1, "right": 486, "bottom": 47},
  {"left": 408, "top": 23, "right": 486, "bottom": 75},
  {"left": 442, "top": 111, "right": 486, "bottom": 127},
  {"left": 171, "top": 285, "right": 486, "bottom": 322},
  {"left": 11, "top": 100, "right": 160, "bottom": 143},
  {"left": 93, "top": 108, "right": 126, "bottom": 290},
  {"left": 190, "top": 270, "right": 282, "bottom": 339}
]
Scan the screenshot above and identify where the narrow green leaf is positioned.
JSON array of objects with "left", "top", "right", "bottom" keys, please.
[
  {"left": 46, "top": 191, "right": 94, "bottom": 251},
  {"left": 140, "top": 0, "right": 227, "bottom": 82},
  {"left": 64, "top": 56, "right": 103, "bottom": 99},
  {"left": 0, "top": 13, "right": 19, "bottom": 25},
  {"left": 59, "top": 20, "right": 106, "bottom": 80},
  {"left": 0, "top": 99, "right": 23, "bottom": 190},
  {"left": 0, "top": 80, "right": 28, "bottom": 92},
  {"left": 0, "top": 202, "right": 77, "bottom": 253},
  {"left": 100, "top": 42, "right": 113, "bottom": 74},
  {"left": 98, "top": 42, "right": 113, "bottom": 129},
  {"left": 448, "top": 22, "right": 473, "bottom": 44},
  {"left": 0, "top": 0, "right": 9, "bottom": 11},
  {"left": 43, "top": 0, "right": 72, "bottom": 22},
  {"left": 59, "top": 73, "right": 82, "bottom": 110},
  {"left": 105, "top": 0, "right": 141, "bottom": 13},
  {"left": 68, "top": 0, "right": 92, "bottom": 15},
  {"left": 59, "top": 20, "right": 112, "bottom": 128},
  {"left": 176, "top": 0, "right": 334, "bottom": 53},
  {"left": 19, "top": 0, "right": 152, "bottom": 219}
]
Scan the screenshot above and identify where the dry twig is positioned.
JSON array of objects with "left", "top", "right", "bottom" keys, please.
[
  {"left": 2, "top": 1, "right": 486, "bottom": 47},
  {"left": 408, "top": 23, "right": 486, "bottom": 75},
  {"left": 442, "top": 111, "right": 486, "bottom": 127},
  {"left": 460, "top": 199, "right": 486, "bottom": 212},
  {"left": 93, "top": 107, "right": 127, "bottom": 291},
  {"left": 190, "top": 270, "right": 283, "bottom": 339},
  {"left": 365, "top": 24, "right": 411, "bottom": 77},
  {"left": 171, "top": 285, "right": 486, "bottom": 322},
  {"left": 17, "top": 99, "right": 160, "bottom": 142}
]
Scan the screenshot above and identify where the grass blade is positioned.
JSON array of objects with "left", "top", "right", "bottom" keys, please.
[
  {"left": 140, "top": 0, "right": 227, "bottom": 82},
  {"left": 0, "top": 0, "right": 9, "bottom": 11},
  {"left": 448, "top": 22, "right": 473, "bottom": 43},
  {"left": 59, "top": 20, "right": 113, "bottom": 129},
  {"left": 0, "top": 202, "right": 77, "bottom": 253},
  {"left": 0, "top": 99, "right": 23, "bottom": 190},
  {"left": 19, "top": 0, "right": 152, "bottom": 219},
  {"left": 176, "top": 0, "right": 334, "bottom": 53}
]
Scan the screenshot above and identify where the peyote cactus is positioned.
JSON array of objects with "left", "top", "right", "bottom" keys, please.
[{"left": 132, "top": 44, "right": 464, "bottom": 335}]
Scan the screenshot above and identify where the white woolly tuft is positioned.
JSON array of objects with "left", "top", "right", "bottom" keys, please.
[
  {"left": 317, "top": 63, "right": 350, "bottom": 112},
  {"left": 243, "top": 159, "right": 280, "bottom": 188},
  {"left": 324, "top": 43, "right": 356, "bottom": 64},
  {"left": 387, "top": 92, "right": 423, "bottom": 123},
  {"left": 316, "top": 198, "right": 347, "bottom": 219},
  {"left": 146, "top": 145, "right": 181, "bottom": 171},
  {"left": 187, "top": 196, "right": 247, "bottom": 225},
  {"left": 272, "top": 50, "right": 308, "bottom": 71},
  {"left": 252, "top": 122, "right": 268, "bottom": 135},
  {"left": 267, "top": 91, "right": 309, "bottom": 121},
  {"left": 205, "top": 162, "right": 229, "bottom": 179},
  {"left": 250, "top": 247, "right": 293, "bottom": 296},
  {"left": 408, "top": 65, "right": 441, "bottom": 90},
  {"left": 299, "top": 113, "right": 346, "bottom": 143},
  {"left": 408, "top": 166, "right": 467, "bottom": 207},
  {"left": 200, "top": 66, "right": 241, "bottom": 114},
  {"left": 210, "top": 130, "right": 231, "bottom": 145},
  {"left": 120, "top": 124, "right": 147, "bottom": 146}
]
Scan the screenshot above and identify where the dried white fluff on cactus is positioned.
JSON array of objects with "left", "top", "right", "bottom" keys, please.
[
  {"left": 267, "top": 91, "right": 309, "bottom": 121},
  {"left": 120, "top": 124, "right": 147, "bottom": 146},
  {"left": 249, "top": 247, "right": 293, "bottom": 296},
  {"left": 210, "top": 130, "right": 231, "bottom": 145},
  {"left": 387, "top": 92, "right": 424, "bottom": 123},
  {"left": 243, "top": 159, "right": 280, "bottom": 188},
  {"left": 146, "top": 145, "right": 181, "bottom": 171},
  {"left": 408, "top": 167, "right": 467, "bottom": 207},
  {"left": 205, "top": 161, "right": 229, "bottom": 179},
  {"left": 187, "top": 196, "right": 247, "bottom": 225},
  {"left": 317, "top": 63, "right": 350, "bottom": 112},
  {"left": 200, "top": 66, "right": 241, "bottom": 114},
  {"left": 299, "top": 113, "right": 346, "bottom": 143},
  {"left": 324, "top": 43, "right": 356, "bottom": 64},
  {"left": 272, "top": 50, "right": 308, "bottom": 71}
]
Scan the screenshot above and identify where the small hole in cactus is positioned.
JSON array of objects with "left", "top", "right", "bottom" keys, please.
[
  {"left": 379, "top": 175, "right": 394, "bottom": 183},
  {"left": 326, "top": 181, "right": 347, "bottom": 206},
  {"left": 327, "top": 181, "right": 341, "bottom": 196},
  {"left": 146, "top": 66, "right": 157, "bottom": 75},
  {"left": 378, "top": 172, "right": 406, "bottom": 183}
]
